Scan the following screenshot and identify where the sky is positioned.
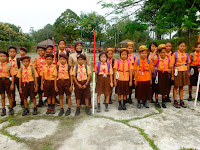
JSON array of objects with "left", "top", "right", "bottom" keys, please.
[{"left": 0, "top": 0, "right": 110, "bottom": 33}]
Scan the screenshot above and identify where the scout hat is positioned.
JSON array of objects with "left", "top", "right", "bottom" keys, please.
[
  {"left": 45, "top": 53, "right": 54, "bottom": 58},
  {"left": 126, "top": 42, "right": 134, "bottom": 47},
  {"left": 139, "top": 45, "right": 148, "bottom": 52},
  {"left": 37, "top": 46, "right": 46, "bottom": 51},
  {"left": 77, "top": 54, "right": 86, "bottom": 60},
  {"left": 0, "top": 51, "right": 9, "bottom": 57},
  {"left": 158, "top": 44, "right": 166, "bottom": 50},
  {"left": 106, "top": 48, "right": 114, "bottom": 52},
  {"left": 19, "top": 47, "right": 28, "bottom": 53},
  {"left": 59, "top": 54, "right": 68, "bottom": 60},
  {"left": 20, "top": 56, "right": 31, "bottom": 61}
]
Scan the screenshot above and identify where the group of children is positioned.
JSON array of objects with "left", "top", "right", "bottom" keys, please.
[{"left": 0, "top": 40, "right": 200, "bottom": 117}]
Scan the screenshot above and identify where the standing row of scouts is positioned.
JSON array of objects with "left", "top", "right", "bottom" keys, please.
[{"left": 0, "top": 40, "right": 199, "bottom": 117}]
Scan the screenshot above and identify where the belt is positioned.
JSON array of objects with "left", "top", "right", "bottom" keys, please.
[
  {"left": 0, "top": 78, "right": 9, "bottom": 80},
  {"left": 58, "top": 79, "right": 68, "bottom": 81},
  {"left": 44, "top": 80, "right": 53, "bottom": 82}
]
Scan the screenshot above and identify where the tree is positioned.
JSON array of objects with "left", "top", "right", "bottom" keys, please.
[{"left": 53, "top": 9, "right": 80, "bottom": 43}]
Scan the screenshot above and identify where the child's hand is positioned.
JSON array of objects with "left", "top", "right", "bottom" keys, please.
[
  {"left": 55, "top": 87, "right": 59, "bottom": 92},
  {"left": 134, "top": 80, "right": 137, "bottom": 86},
  {"left": 69, "top": 85, "right": 73, "bottom": 92},
  {"left": 82, "top": 84, "right": 86, "bottom": 89},
  {"left": 10, "top": 84, "right": 14, "bottom": 91},
  {"left": 110, "top": 82, "right": 113, "bottom": 87},
  {"left": 41, "top": 85, "right": 43, "bottom": 90},
  {"left": 129, "top": 81, "right": 132, "bottom": 87},
  {"left": 19, "top": 88, "right": 22, "bottom": 93},
  {"left": 78, "top": 83, "right": 82, "bottom": 89},
  {"left": 114, "top": 81, "right": 117, "bottom": 86}
]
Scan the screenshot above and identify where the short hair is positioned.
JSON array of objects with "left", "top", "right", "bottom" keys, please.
[{"left": 99, "top": 52, "right": 107, "bottom": 61}]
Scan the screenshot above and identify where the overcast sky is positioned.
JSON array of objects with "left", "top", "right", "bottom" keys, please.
[{"left": 0, "top": 0, "right": 109, "bottom": 33}]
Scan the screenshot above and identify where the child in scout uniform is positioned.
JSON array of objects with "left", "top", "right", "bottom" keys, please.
[
  {"left": 148, "top": 42, "right": 158, "bottom": 103},
  {"left": 40, "top": 53, "right": 57, "bottom": 114},
  {"left": 72, "top": 54, "right": 92, "bottom": 116},
  {"left": 134, "top": 45, "right": 154, "bottom": 109},
  {"left": 17, "top": 56, "right": 39, "bottom": 116},
  {"left": 33, "top": 46, "right": 46, "bottom": 107},
  {"left": 170, "top": 41, "right": 190, "bottom": 108},
  {"left": 188, "top": 43, "right": 200, "bottom": 101},
  {"left": 95, "top": 52, "right": 113, "bottom": 113},
  {"left": 56, "top": 40, "right": 69, "bottom": 64},
  {"left": 153, "top": 44, "right": 171, "bottom": 108},
  {"left": 104, "top": 48, "right": 115, "bottom": 104},
  {"left": 54, "top": 54, "right": 73, "bottom": 116},
  {"left": 127, "top": 42, "right": 137, "bottom": 104},
  {"left": 46, "top": 45, "right": 54, "bottom": 54},
  {"left": 8, "top": 47, "right": 23, "bottom": 107},
  {"left": 165, "top": 42, "right": 174, "bottom": 102},
  {"left": 0, "top": 51, "right": 16, "bottom": 116},
  {"left": 114, "top": 48, "right": 133, "bottom": 111}
]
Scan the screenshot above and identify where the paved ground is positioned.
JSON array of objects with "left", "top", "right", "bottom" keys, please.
[{"left": 0, "top": 52, "right": 200, "bottom": 150}]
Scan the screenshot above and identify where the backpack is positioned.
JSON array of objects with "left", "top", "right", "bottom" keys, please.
[
  {"left": 117, "top": 60, "right": 130, "bottom": 71},
  {"left": 75, "top": 64, "right": 88, "bottom": 77},
  {"left": 136, "top": 59, "right": 150, "bottom": 73},
  {"left": 56, "top": 65, "right": 71, "bottom": 77},
  {"left": 174, "top": 51, "right": 189, "bottom": 67},
  {"left": 97, "top": 62, "right": 110, "bottom": 76},
  {"left": 153, "top": 57, "right": 170, "bottom": 78},
  {"left": 20, "top": 66, "right": 35, "bottom": 81}
]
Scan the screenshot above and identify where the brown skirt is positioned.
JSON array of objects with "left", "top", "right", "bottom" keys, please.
[
  {"left": 95, "top": 76, "right": 112, "bottom": 95},
  {"left": 157, "top": 71, "right": 170, "bottom": 95},
  {"left": 57, "top": 79, "right": 71, "bottom": 96},
  {"left": 115, "top": 81, "right": 130, "bottom": 95},
  {"left": 174, "top": 71, "right": 190, "bottom": 87},
  {"left": 190, "top": 66, "right": 199, "bottom": 86},
  {"left": 22, "top": 81, "right": 36, "bottom": 99},
  {"left": 44, "top": 80, "right": 56, "bottom": 97},
  {"left": 0, "top": 78, "right": 11, "bottom": 94},
  {"left": 74, "top": 80, "right": 91, "bottom": 99},
  {"left": 37, "top": 76, "right": 44, "bottom": 94},
  {"left": 136, "top": 81, "right": 152, "bottom": 101}
]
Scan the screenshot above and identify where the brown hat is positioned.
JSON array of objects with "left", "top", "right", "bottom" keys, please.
[
  {"left": 45, "top": 53, "right": 54, "bottom": 58},
  {"left": 59, "top": 54, "right": 68, "bottom": 60},
  {"left": 119, "top": 48, "right": 128, "bottom": 53},
  {"left": 20, "top": 56, "right": 31, "bottom": 61},
  {"left": 46, "top": 45, "right": 53, "bottom": 49},
  {"left": 0, "top": 51, "right": 9, "bottom": 57},
  {"left": 19, "top": 47, "right": 28, "bottom": 53},
  {"left": 139, "top": 45, "right": 148, "bottom": 52},
  {"left": 77, "top": 54, "right": 86, "bottom": 60},
  {"left": 158, "top": 44, "right": 166, "bottom": 50},
  {"left": 126, "top": 42, "right": 134, "bottom": 47},
  {"left": 37, "top": 46, "right": 46, "bottom": 51},
  {"left": 106, "top": 48, "right": 114, "bottom": 52}
]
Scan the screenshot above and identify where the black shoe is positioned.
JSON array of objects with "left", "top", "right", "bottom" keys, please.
[
  {"left": 118, "top": 104, "right": 123, "bottom": 110},
  {"left": 32, "top": 108, "right": 37, "bottom": 115},
  {"left": 109, "top": 96, "right": 113, "bottom": 104},
  {"left": 75, "top": 108, "right": 80, "bottom": 116},
  {"left": 37, "top": 100, "right": 44, "bottom": 107},
  {"left": 143, "top": 101, "right": 149, "bottom": 108},
  {"left": 150, "top": 99, "right": 155, "bottom": 103},
  {"left": 22, "top": 108, "right": 29, "bottom": 116},
  {"left": 20, "top": 101, "right": 24, "bottom": 108},
  {"left": 85, "top": 107, "right": 91, "bottom": 115},
  {"left": 44, "top": 98, "right": 48, "bottom": 103},
  {"left": 105, "top": 104, "right": 109, "bottom": 112},
  {"left": 137, "top": 102, "right": 141, "bottom": 109},
  {"left": 55, "top": 98, "right": 60, "bottom": 106},
  {"left": 122, "top": 104, "right": 127, "bottom": 110},
  {"left": 12, "top": 101, "right": 16, "bottom": 107},
  {"left": 97, "top": 104, "right": 101, "bottom": 113},
  {"left": 58, "top": 108, "right": 64, "bottom": 116},
  {"left": 165, "top": 96, "right": 172, "bottom": 102},
  {"left": 188, "top": 96, "right": 192, "bottom": 101},
  {"left": 128, "top": 98, "right": 133, "bottom": 104},
  {"left": 155, "top": 102, "right": 161, "bottom": 108},
  {"left": 46, "top": 107, "right": 51, "bottom": 114},
  {"left": 65, "top": 108, "right": 71, "bottom": 116},
  {"left": 162, "top": 102, "right": 167, "bottom": 108},
  {"left": 1, "top": 108, "right": 6, "bottom": 116},
  {"left": 103, "top": 99, "right": 106, "bottom": 104},
  {"left": 9, "top": 107, "right": 14, "bottom": 115}
]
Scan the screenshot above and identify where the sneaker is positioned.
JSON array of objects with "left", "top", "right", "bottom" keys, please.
[
  {"left": 143, "top": 101, "right": 149, "bottom": 108},
  {"left": 85, "top": 107, "right": 91, "bottom": 115},
  {"left": 1, "top": 108, "right": 6, "bottom": 116},
  {"left": 65, "top": 108, "right": 71, "bottom": 116},
  {"left": 97, "top": 104, "right": 101, "bottom": 113},
  {"left": 180, "top": 101, "right": 187, "bottom": 108},
  {"left": 51, "top": 107, "right": 55, "bottom": 114},
  {"left": 150, "top": 99, "right": 155, "bottom": 103},
  {"left": 188, "top": 96, "right": 192, "bottom": 101},
  {"left": 46, "top": 107, "right": 51, "bottom": 114},
  {"left": 162, "top": 102, "right": 167, "bottom": 108},
  {"left": 12, "top": 101, "right": 16, "bottom": 107},
  {"left": 118, "top": 104, "right": 123, "bottom": 110},
  {"left": 128, "top": 98, "right": 133, "bottom": 104},
  {"left": 75, "top": 108, "right": 80, "bottom": 116},
  {"left": 58, "top": 108, "right": 64, "bottom": 116},
  {"left": 32, "top": 108, "right": 37, "bottom": 115},
  {"left": 9, "top": 107, "right": 14, "bottom": 115},
  {"left": 155, "top": 102, "right": 161, "bottom": 108},
  {"left": 173, "top": 101, "right": 181, "bottom": 108},
  {"left": 122, "top": 105, "right": 127, "bottom": 110},
  {"left": 22, "top": 108, "right": 29, "bottom": 116},
  {"left": 105, "top": 104, "right": 109, "bottom": 112},
  {"left": 37, "top": 100, "right": 44, "bottom": 107},
  {"left": 137, "top": 102, "right": 141, "bottom": 109}
]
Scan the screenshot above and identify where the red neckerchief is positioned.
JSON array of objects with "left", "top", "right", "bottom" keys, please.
[
  {"left": 102, "top": 63, "right": 106, "bottom": 74},
  {"left": 161, "top": 58, "right": 166, "bottom": 73},
  {"left": 79, "top": 65, "right": 83, "bottom": 80},
  {"left": 166, "top": 51, "right": 172, "bottom": 58},
  {"left": 10, "top": 59, "right": 15, "bottom": 67},
  {"left": 107, "top": 58, "right": 113, "bottom": 65},
  {"left": 24, "top": 68, "right": 29, "bottom": 86},
  {"left": 62, "top": 65, "right": 65, "bottom": 78},
  {"left": 178, "top": 50, "right": 185, "bottom": 62},
  {"left": 46, "top": 65, "right": 51, "bottom": 78},
  {"left": 39, "top": 57, "right": 45, "bottom": 73}
]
